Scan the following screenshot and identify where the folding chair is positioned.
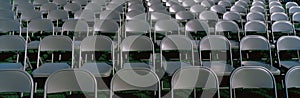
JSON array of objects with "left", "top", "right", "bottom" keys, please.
[
  {"left": 171, "top": 66, "right": 220, "bottom": 98},
  {"left": 230, "top": 66, "right": 277, "bottom": 98},
  {"left": 240, "top": 35, "right": 280, "bottom": 75},
  {"left": 277, "top": 36, "right": 300, "bottom": 69},
  {"left": 0, "top": 69, "right": 34, "bottom": 98},
  {"left": 44, "top": 69, "right": 97, "bottom": 98},
  {"left": 110, "top": 68, "right": 160, "bottom": 98},
  {"left": 199, "top": 35, "right": 234, "bottom": 76}
]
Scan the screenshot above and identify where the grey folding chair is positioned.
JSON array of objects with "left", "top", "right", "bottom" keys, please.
[
  {"left": 250, "top": 6, "right": 266, "bottom": 15},
  {"left": 199, "top": 35, "right": 234, "bottom": 76},
  {"left": 0, "top": 35, "right": 27, "bottom": 70},
  {"left": 15, "top": 3, "right": 35, "bottom": 17},
  {"left": 244, "top": 20, "right": 269, "bottom": 42},
  {"left": 210, "top": 5, "right": 226, "bottom": 18},
  {"left": 269, "top": 1, "right": 282, "bottom": 8},
  {"left": 93, "top": 19, "right": 119, "bottom": 40},
  {"left": 32, "top": 35, "right": 73, "bottom": 78},
  {"left": 171, "top": 66, "right": 220, "bottom": 98},
  {"left": 185, "top": 19, "right": 210, "bottom": 40},
  {"left": 110, "top": 68, "right": 160, "bottom": 98},
  {"left": 270, "top": 12, "right": 289, "bottom": 22},
  {"left": 182, "top": 0, "right": 196, "bottom": 8},
  {"left": 120, "top": 35, "right": 155, "bottom": 71},
  {"left": 154, "top": 19, "right": 181, "bottom": 43},
  {"left": 160, "top": 35, "right": 194, "bottom": 76},
  {"left": 32, "top": 0, "right": 48, "bottom": 7},
  {"left": 199, "top": 11, "right": 219, "bottom": 30},
  {"left": 175, "top": 11, "right": 195, "bottom": 23},
  {"left": 27, "top": 19, "right": 54, "bottom": 49},
  {"left": 79, "top": 35, "right": 115, "bottom": 77},
  {"left": 230, "top": 66, "right": 277, "bottom": 98},
  {"left": 240, "top": 35, "right": 280, "bottom": 75},
  {"left": 230, "top": 5, "right": 247, "bottom": 17},
  {"left": 271, "top": 21, "right": 295, "bottom": 43},
  {"left": 61, "top": 19, "right": 89, "bottom": 49},
  {"left": 285, "top": 2, "right": 298, "bottom": 13},
  {"left": 150, "top": 12, "right": 172, "bottom": 26},
  {"left": 289, "top": 6, "right": 300, "bottom": 18},
  {"left": 44, "top": 69, "right": 97, "bottom": 98},
  {"left": 40, "top": 3, "right": 58, "bottom": 15},
  {"left": 215, "top": 20, "right": 240, "bottom": 49},
  {"left": 0, "top": 69, "right": 34, "bottom": 98},
  {"left": 74, "top": 9, "right": 95, "bottom": 27},
  {"left": 20, "top": 10, "right": 42, "bottom": 29},
  {"left": 47, "top": 9, "right": 69, "bottom": 32},
  {"left": 251, "top": 1, "right": 265, "bottom": 8},
  {"left": 124, "top": 19, "right": 151, "bottom": 38},
  {"left": 285, "top": 66, "right": 300, "bottom": 98},
  {"left": 293, "top": 12, "right": 300, "bottom": 32},
  {"left": 0, "top": 19, "right": 21, "bottom": 35},
  {"left": 246, "top": 11, "right": 265, "bottom": 22},
  {"left": 201, "top": 0, "right": 213, "bottom": 9},
  {"left": 52, "top": 0, "right": 67, "bottom": 8},
  {"left": 218, "top": 1, "right": 232, "bottom": 10},
  {"left": 190, "top": 4, "right": 206, "bottom": 16},
  {"left": 84, "top": 2, "right": 104, "bottom": 13},
  {"left": 277, "top": 36, "right": 300, "bottom": 69},
  {"left": 269, "top": 6, "right": 285, "bottom": 15},
  {"left": 63, "top": 3, "right": 81, "bottom": 17},
  {"left": 223, "top": 11, "right": 244, "bottom": 32},
  {"left": 0, "top": 9, "right": 15, "bottom": 20}
]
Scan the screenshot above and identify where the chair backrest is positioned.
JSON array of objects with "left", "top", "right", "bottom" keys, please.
[
  {"left": 269, "top": 6, "right": 285, "bottom": 14},
  {"left": 215, "top": 20, "right": 240, "bottom": 40},
  {"left": 230, "top": 5, "right": 247, "bottom": 14},
  {"left": 246, "top": 11, "right": 265, "bottom": 21},
  {"left": 286, "top": 2, "right": 298, "bottom": 10},
  {"left": 44, "top": 69, "right": 97, "bottom": 98},
  {"left": 190, "top": 4, "right": 206, "bottom": 14},
  {"left": 171, "top": 66, "right": 220, "bottom": 98},
  {"left": 199, "top": 35, "right": 232, "bottom": 65},
  {"left": 28, "top": 19, "right": 54, "bottom": 33},
  {"left": 63, "top": 3, "right": 81, "bottom": 13},
  {"left": 125, "top": 19, "right": 151, "bottom": 36},
  {"left": 175, "top": 11, "right": 195, "bottom": 20},
  {"left": 0, "top": 9, "right": 15, "bottom": 20},
  {"left": 154, "top": 19, "right": 180, "bottom": 33},
  {"left": 0, "top": 35, "right": 26, "bottom": 64},
  {"left": 244, "top": 20, "right": 267, "bottom": 36},
  {"left": 277, "top": 36, "right": 300, "bottom": 51},
  {"left": 37, "top": 35, "right": 73, "bottom": 67},
  {"left": 199, "top": 11, "right": 219, "bottom": 21},
  {"left": 0, "top": 19, "right": 20, "bottom": 34},
  {"left": 250, "top": 6, "right": 266, "bottom": 14},
  {"left": 160, "top": 35, "right": 195, "bottom": 65},
  {"left": 94, "top": 19, "right": 119, "bottom": 34},
  {"left": 0, "top": 70, "right": 33, "bottom": 98},
  {"left": 110, "top": 68, "right": 160, "bottom": 98},
  {"left": 289, "top": 6, "right": 300, "bottom": 16},
  {"left": 120, "top": 35, "right": 155, "bottom": 68},
  {"left": 271, "top": 21, "right": 294, "bottom": 34},
  {"left": 47, "top": 9, "right": 68, "bottom": 21},
  {"left": 293, "top": 12, "right": 300, "bottom": 22},
  {"left": 270, "top": 12, "right": 289, "bottom": 21},
  {"left": 240, "top": 35, "right": 270, "bottom": 50},
  {"left": 223, "top": 11, "right": 242, "bottom": 21},
  {"left": 210, "top": 5, "right": 226, "bottom": 14},
  {"left": 79, "top": 35, "right": 114, "bottom": 67},
  {"left": 285, "top": 66, "right": 300, "bottom": 98},
  {"left": 62, "top": 19, "right": 89, "bottom": 38},
  {"left": 230, "top": 66, "right": 277, "bottom": 98},
  {"left": 185, "top": 19, "right": 210, "bottom": 36}
]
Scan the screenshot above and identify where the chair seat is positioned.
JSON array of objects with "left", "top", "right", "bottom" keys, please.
[
  {"left": 28, "top": 41, "right": 40, "bottom": 49},
  {"left": 81, "top": 62, "right": 112, "bottom": 77},
  {"left": 242, "top": 61, "right": 280, "bottom": 75},
  {"left": 32, "top": 63, "right": 70, "bottom": 77},
  {"left": 202, "top": 61, "right": 234, "bottom": 76},
  {"left": 280, "top": 61, "right": 300, "bottom": 69},
  {"left": 163, "top": 61, "right": 192, "bottom": 76},
  {"left": 0, "top": 63, "right": 23, "bottom": 70},
  {"left": 123, "top": 62, "right": 151, "bottom": 69}
]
